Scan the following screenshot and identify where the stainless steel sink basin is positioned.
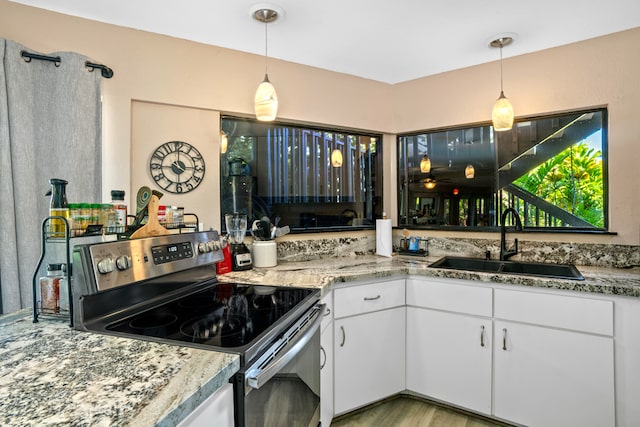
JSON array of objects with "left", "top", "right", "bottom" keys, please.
[{"left": 428, "top": 256, "right": 584, "bottom": 280}]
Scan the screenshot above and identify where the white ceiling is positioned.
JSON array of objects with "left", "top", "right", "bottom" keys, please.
[{"left": 10, "top": 0, "right": 640, "bottom": 84}]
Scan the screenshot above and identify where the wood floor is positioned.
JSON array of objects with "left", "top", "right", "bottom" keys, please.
[{"left": 330, "top": 396, "right": 512, "bottom": 427}]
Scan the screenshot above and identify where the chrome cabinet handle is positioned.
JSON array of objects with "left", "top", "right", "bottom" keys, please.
[
  {"left": 324, "top": 307, "right": 331, "bottom": 317},
  {"left": 340, "top": 325, "right": 346, "bottom": 347},
  {"left": 502, "top": 328, "right": 508, "bottom": 351},
  {"left": 480, "top": 325, "right": 485, "bottom": 347},
  {"left": 320, "top": 346, "right": 326, "bottom": 369},
  {"left": 363, "top": 295, "right": 381, "bottom": 301}
]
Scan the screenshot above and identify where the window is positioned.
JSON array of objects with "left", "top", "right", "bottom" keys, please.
[
  {"left": 397, "top": 108, "right": 607, "bottom": 231},
  {"left": 220, "top": 117, "right": 382, "bottom": 232}
]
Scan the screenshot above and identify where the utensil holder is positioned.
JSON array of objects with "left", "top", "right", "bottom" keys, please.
[{"left": 252, "top": 241, "right": 277, "bottom": 267}]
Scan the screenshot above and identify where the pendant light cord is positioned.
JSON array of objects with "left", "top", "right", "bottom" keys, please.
[
  {"left": 500, "top": 44, "right": 504, "bottom": 93},
  {"left": 263, "top": 11, "right": 269, "bottom": 75}
]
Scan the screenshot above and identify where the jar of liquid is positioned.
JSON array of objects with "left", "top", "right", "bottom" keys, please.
[
  {"left": 40, "top": 263, "right": 64, "bottom": 314},
  {"left": 48, "top": 178, "right": 69, "bottom": 238}
]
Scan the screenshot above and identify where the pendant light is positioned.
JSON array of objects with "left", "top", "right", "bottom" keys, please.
[
  {"left": 490, "top": 36, "right": 514, "bottom": 131},
  {"left": 220, "top": 131, "right": 228, "bottom": 154},
  {"left": 464, "top": 142, "right": 474, "bottom": 179},
  {"left": 331, "top": 148, "right": 343, "bottom": 167},
  {"left": 253, "top": 7, "right": 280, "bottom": 122},
  {"left": 465, "top": 164, "right": 475, "bottom": 179},
  {"left": 420, "top": 155, "right": 431, "bottom": 173},
  {"left": 423, "top": 177, "right": 436, "bottom": 190}
]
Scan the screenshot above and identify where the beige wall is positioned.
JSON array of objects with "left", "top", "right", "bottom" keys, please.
[{"left": 2, "top": 0, "right": 638, "bottom": 246}]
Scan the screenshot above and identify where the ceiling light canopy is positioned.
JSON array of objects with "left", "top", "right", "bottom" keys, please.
[
  {"left": 252, "top": 5, "right": 283, "bottom": 122},
  {"left": 490, "top": 35, "right": 515, "bottom": 131}
]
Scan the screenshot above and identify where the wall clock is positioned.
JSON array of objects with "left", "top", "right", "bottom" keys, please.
[{"left": 149, "top": 141, "right": 205, "bottom": 194}]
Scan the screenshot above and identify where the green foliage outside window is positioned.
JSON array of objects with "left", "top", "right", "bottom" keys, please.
[{"left": 514, "top": 142, "right": 604, "bottom": 228}]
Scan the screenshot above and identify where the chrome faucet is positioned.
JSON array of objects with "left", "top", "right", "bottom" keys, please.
[{"left": 500, "top": 208, "right": 523, "bottom": 261}]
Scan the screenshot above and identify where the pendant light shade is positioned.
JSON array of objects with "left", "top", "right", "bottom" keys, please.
[
  {"left": 490, "top": 35, "right": 515, "bottom": 132},
  {"left": 331, "top": 148, "right": 343, "bottom": 167},
  {"left": 420, "top": 155, "right": 431, "bottom": 173},
  {"left": 255, "top": 74, "right": 278, "bottom": 121},
  {"left": 252, "top": 7, "right": 281, "bottom": 122},
  {"left": 465, "top": 164, "right": 475, "bottom": 179},
  {"left": 424, "top": 178, "right": 436, "bottom": 190},
  {"left": 220, "top": 131, "right": 228, "bottom": 154},
  {"left": 492, "top": 91, "right": 514, "bottom": 131}
]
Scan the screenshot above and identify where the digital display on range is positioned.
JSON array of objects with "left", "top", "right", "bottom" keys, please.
[{"left": 151, "top": 242, "right": 193, "bottom": 264}]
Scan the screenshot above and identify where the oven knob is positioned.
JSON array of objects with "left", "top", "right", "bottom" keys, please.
[
  {"left": 210, "top": 240, "right": 221, "bottom": 251},
  {"left": 206, "top": 241, "right": 216, "bottom": 252},
  {"left": 96, "top": 257, "right": 115, "bottom": 274},
  {"left": 198, "top": 242, "right": 210, "bottom": 253},
  {"left": 116, "top": 255, "right": 132, "bottom": 270}
]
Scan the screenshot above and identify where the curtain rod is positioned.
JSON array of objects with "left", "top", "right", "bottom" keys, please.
[{"left": 20, "top": 50, "right": 114, "bottom": 79}]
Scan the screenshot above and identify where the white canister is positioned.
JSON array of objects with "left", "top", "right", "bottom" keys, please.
[{"left": 252, "top": 241, "right": 277, "bottom": 267}]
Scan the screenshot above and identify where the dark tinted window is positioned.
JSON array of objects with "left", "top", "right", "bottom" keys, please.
[
  {"left": 221, "top": 117, "right": 382, "bottom": 232},
  {"left": 398, "top": 108, "right": 607, "bottom": 231}
]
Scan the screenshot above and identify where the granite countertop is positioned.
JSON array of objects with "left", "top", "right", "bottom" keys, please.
[
  {"left": 1, "top": 254, "right": 638, "bottom": 427},
  {"left": 0, "top": 312, "right": 239, "bottom": 427},
  {"left": 217, "top": 254, "right": 640, "bottom": 298}
]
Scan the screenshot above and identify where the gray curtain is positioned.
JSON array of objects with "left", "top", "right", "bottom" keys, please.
[{"left": 0, "top": 39, "right": 102, "bottom": 313}]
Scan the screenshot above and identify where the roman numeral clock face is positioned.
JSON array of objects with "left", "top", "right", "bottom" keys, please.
[{"left": 149, "top": 141, "right": 205, "bottom": 194}]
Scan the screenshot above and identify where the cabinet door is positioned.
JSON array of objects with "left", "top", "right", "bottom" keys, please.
[
  {"left": 494, "top": 320, "right": 615, "bottom": 427},
  {"left": 177, "top": 382, "right": 234, "bottom": 427},
  {"left": 407, "top": 307, "right": 492, "bottom": 415},
  {"left": 334, "top": 307, "right": 405, "bottom": 415}
]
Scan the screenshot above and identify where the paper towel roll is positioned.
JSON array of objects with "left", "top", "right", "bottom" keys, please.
[{"left": 376, "top": 219, "right": 393, "bottom": 257}]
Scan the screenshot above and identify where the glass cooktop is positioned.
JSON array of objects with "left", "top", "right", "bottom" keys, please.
[{"left": 106, "top": 283, "right": 316, "bottom": 349}]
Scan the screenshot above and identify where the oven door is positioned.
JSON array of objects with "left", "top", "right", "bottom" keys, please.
[{"left": 234, "top": 304, "right": 325, "bottom": 427}]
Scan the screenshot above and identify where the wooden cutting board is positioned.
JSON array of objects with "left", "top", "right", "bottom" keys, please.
[{"left": 129, "top": 194, "right": 168, "bottom": 239}]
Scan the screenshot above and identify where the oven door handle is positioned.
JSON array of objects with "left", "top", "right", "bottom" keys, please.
[{"left": 246, "top": 303, "right": 325, "bottom": 390}]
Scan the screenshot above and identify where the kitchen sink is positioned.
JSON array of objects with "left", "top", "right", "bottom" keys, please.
[{"left": 428, "top": 256, "right": 584, "bottom": 281}]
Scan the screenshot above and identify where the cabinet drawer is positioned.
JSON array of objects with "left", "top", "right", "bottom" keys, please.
[
  {"left": 494, "top": 288, "right": 613, "bottom": 335},
  {"left": 334, "top": 279, "right": 405, "bottom": 318},
  {"left": 407, "top": 278, "right": 492, "bottom": 317}
]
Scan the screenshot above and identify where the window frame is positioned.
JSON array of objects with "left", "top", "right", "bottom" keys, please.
[{"left": 397, "top": 107, "right": 610, "bottom": 233}]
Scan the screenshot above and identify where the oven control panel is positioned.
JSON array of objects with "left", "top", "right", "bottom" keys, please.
[{"left": 81, "top": 231, "right": 224, "bottom": 292}]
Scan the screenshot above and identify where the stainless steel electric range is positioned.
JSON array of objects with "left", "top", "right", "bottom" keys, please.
[{"left": 71, "top": 231, "right": 323, "bottom": 427}]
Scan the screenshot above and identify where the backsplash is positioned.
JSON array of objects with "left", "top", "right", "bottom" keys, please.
[{"left": 275, "top": 234, "right": 640, "bottom": 268}]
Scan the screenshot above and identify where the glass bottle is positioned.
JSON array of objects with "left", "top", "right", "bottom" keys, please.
[
  {"left": 40, "top": 263, "right": 63, "bottom": 314},
  {"left": 68, "top": 203, "right": 80, "bottom": 236},
  {"left": 48, "top": 178, "right": 69, "bottom": 238},
  {"left": 58, "top": 265, "right": 69, "bottom": 312},
  {"left": 101, "top": 204, "right": 117, "bottom": 233},
  {"left": 78, "top": 203, "right": 91, "bottom": 233},
  {"left": 90, "top": 203, "right": 102, "bottom": 226},
  {"left": 110, "top": 190, "right": 127, "bottom": 233}
]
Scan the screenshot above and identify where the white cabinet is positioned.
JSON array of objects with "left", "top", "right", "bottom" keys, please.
[
  {"left": 333, "top": 279, "right": 405, "bottom": 415},
  {"left": 406, "top": 278, "right": 492, "bottom": 415},
  {"left": 494, "top": 289, "right": 615, "bottom": 427},
  {"left": 407, "top": 309, "right": 492, "bottom": 415},
  {"left": 177, "top": 382, "right": 234, "bottom": 427},
  {"left": 320, "top": 292, "right": 334, "bottom": 427}
]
